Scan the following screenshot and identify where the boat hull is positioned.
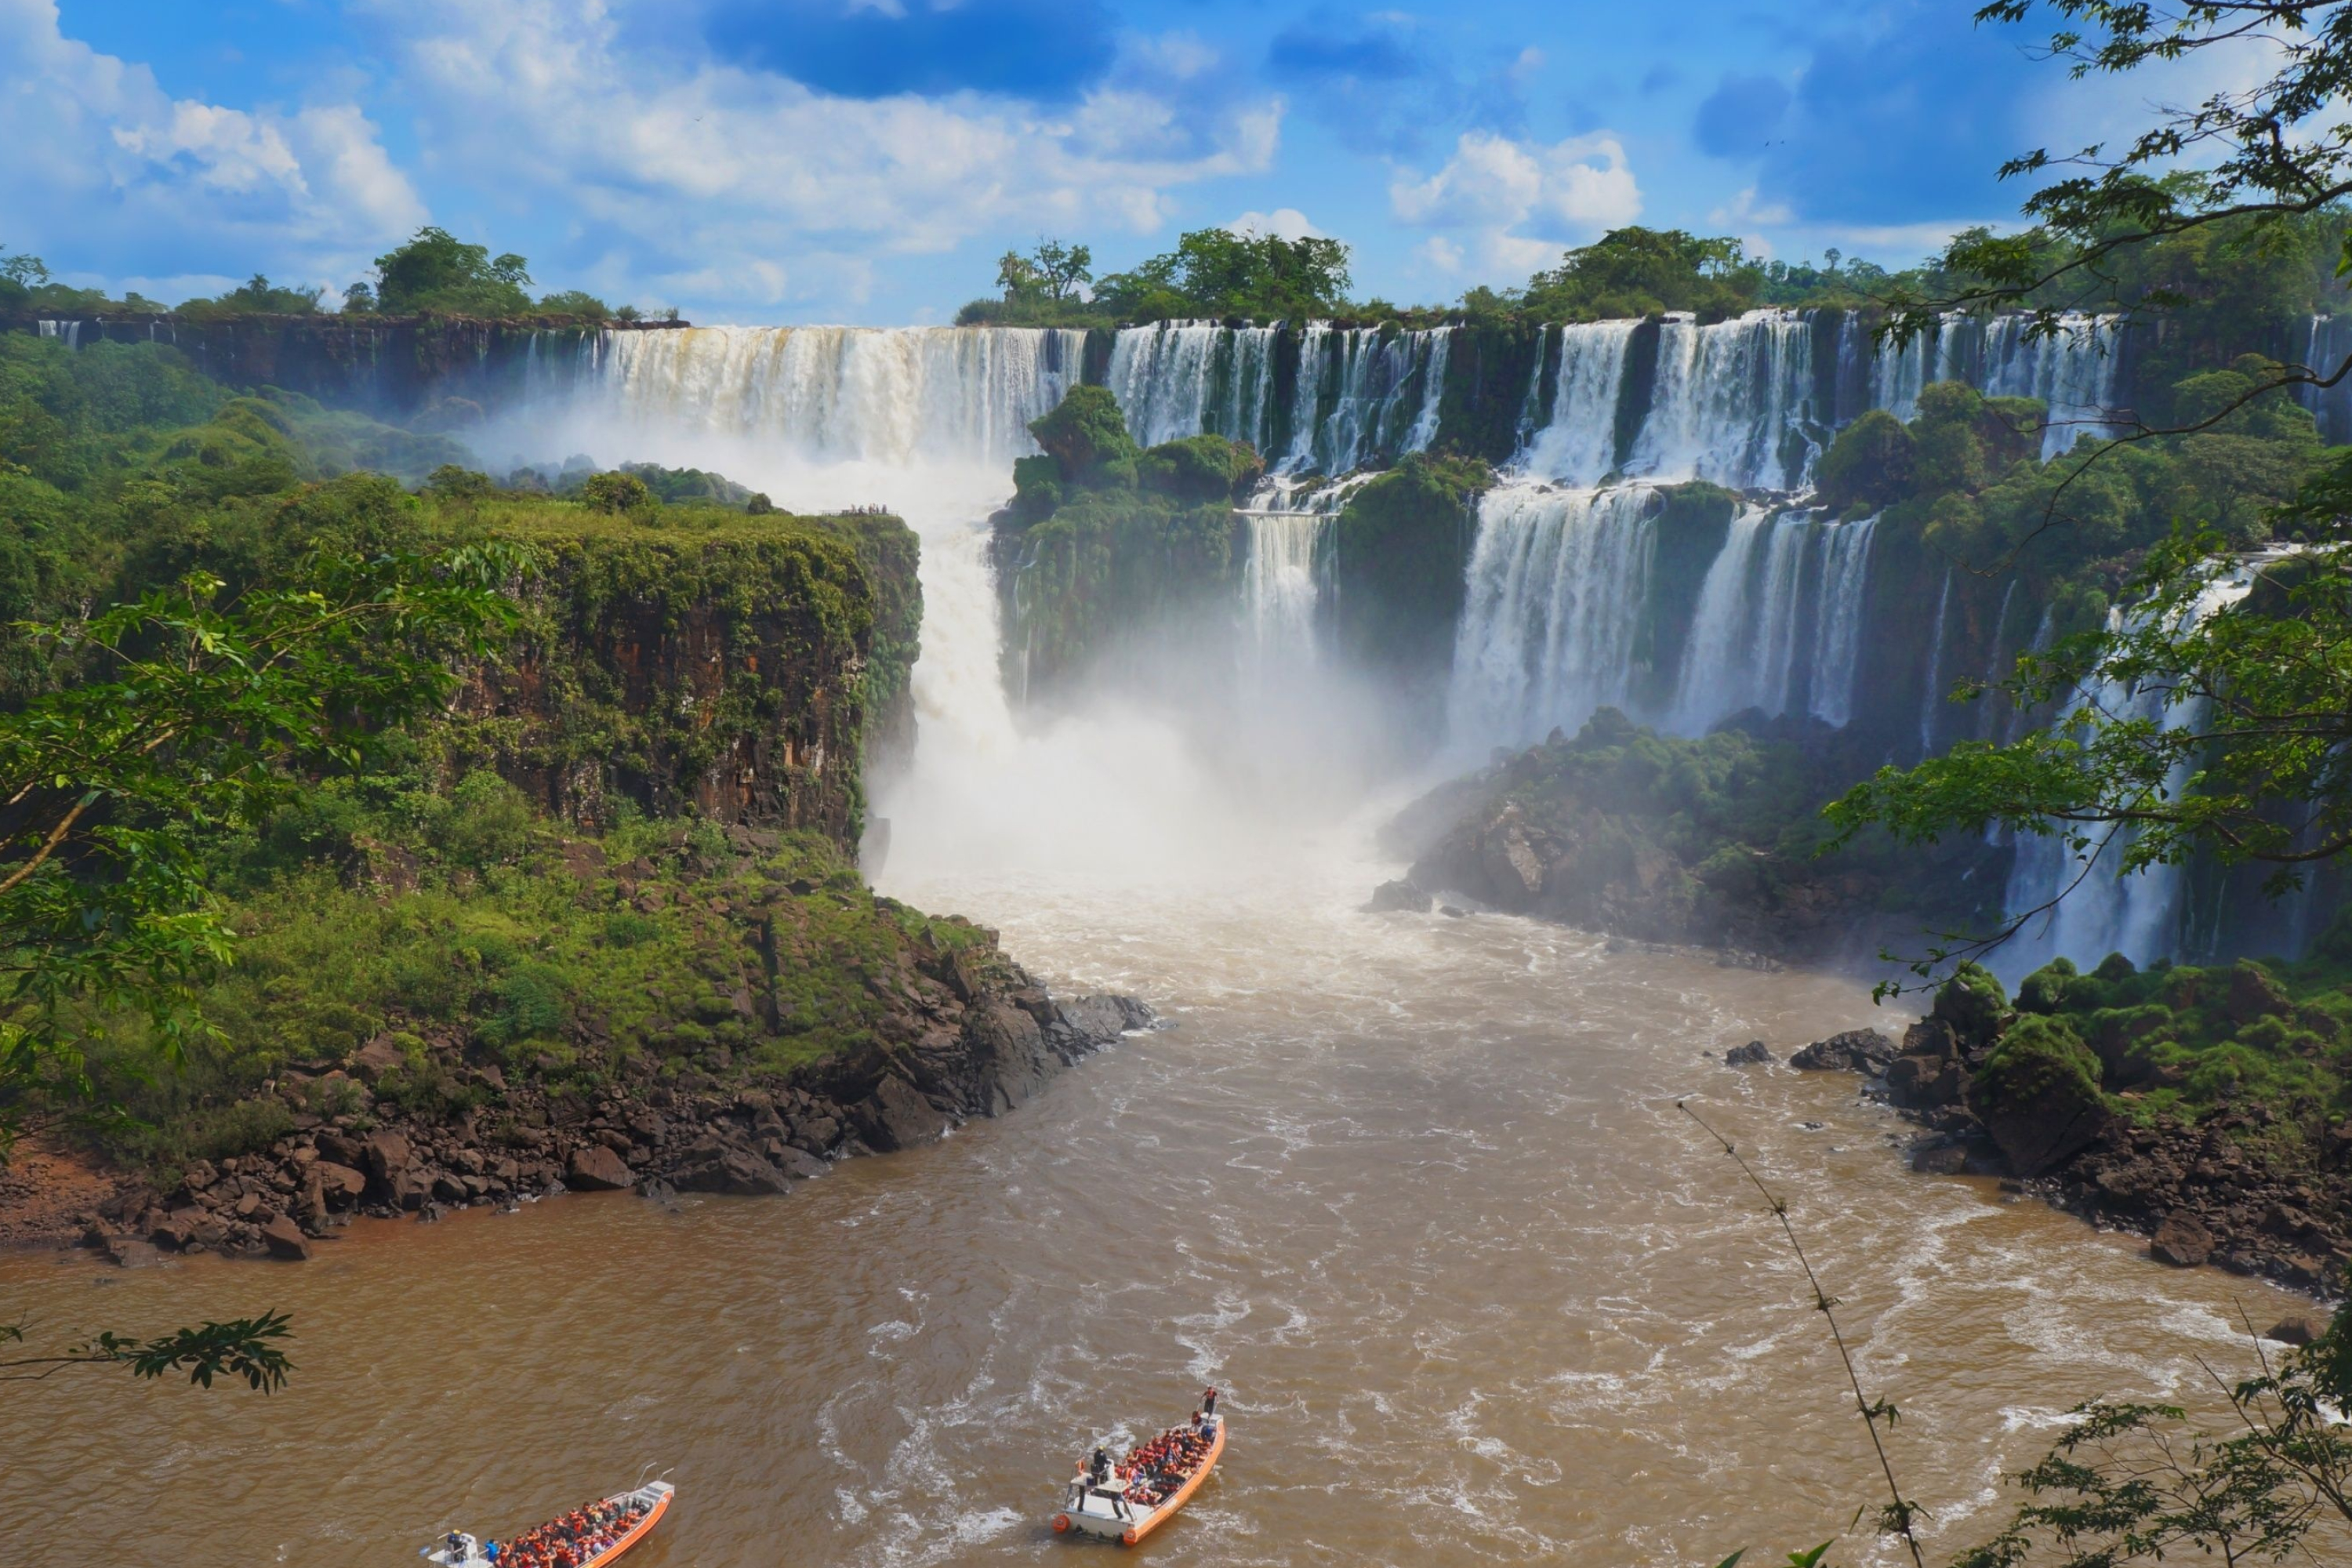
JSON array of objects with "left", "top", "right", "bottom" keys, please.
[{"left": 1051, "top": 1421, "right": 1224, "bottom": 1547}]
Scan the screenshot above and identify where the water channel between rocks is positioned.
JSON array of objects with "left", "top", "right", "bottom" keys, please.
[{"left": 0, "top": 828, "right": 2304, "bottom": 1567}]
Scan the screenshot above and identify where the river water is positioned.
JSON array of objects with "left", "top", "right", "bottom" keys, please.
[
  {"left": 0, "top": 442, "right": 2313, "bottom": 1566},
  {"left": 0, "top": 800, "right": 2308, "bottom": 1567}
]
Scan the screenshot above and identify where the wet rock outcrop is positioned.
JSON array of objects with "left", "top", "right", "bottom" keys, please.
[
  {"left": 1795, "top": 964, "right": 2352, "bottom": 1295},
  {"left": 74, "top": 986, "right": 1152, "bottom": 1263}
]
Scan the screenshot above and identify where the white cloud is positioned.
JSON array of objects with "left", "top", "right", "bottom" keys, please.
[
  {"left": 1228, "top": 209, "right": 1321, "bottom": 241},
  {"left": 0, "top": 0, "right": 423, "bottom": 290},
  {"left": 351, "top": 0, "right": 1283, "bottom": 316},
  {"left": 1389, "top": 130, "right": 1640, "bottom": 280}
]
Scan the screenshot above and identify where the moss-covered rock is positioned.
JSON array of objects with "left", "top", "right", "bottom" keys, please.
[{"left": 1972, "top": 1012, "right": 2111, "bottom": 1175}]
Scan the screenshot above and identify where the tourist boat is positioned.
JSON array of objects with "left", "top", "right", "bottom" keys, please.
[
  {"left": 421, "top": 1479, "right": 674, "bottom": 1566},
  {"left": 1052, "top": 1410, "right": 1225, "bottom": 1546}
]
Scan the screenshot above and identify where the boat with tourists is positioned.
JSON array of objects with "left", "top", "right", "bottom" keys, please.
[
  {"left": 422, "top": 1479, "right": 673, "bottom": 1567},
  {"left": 1053, "top": 1389, "right": 1225, "bottom": 1545}
]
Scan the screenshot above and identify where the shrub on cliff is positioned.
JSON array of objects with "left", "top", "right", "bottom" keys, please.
[
  {"left": 1028, "top": 385, "right": 1138, "bottom": 485},
  {"left": 1815, "top": 410, "right": 1915, "bottom": 514},
  {"left": 1136, "top": 434, "right": 1262, "bottom": 500},
  {"left": 580, "top": 470, "right": 655, "bottom": 516}
]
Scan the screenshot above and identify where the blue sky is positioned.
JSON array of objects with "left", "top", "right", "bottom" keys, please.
[{"left": 2, "top": 0, "right": 2162, "bottom": 324}]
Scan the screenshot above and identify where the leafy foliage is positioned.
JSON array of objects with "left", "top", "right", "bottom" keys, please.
[
  {"left": 1091, "top": 228, "right": 1353, "bottom": 322},
  {"left": 0, "top": 1310, "right": 294, "bottom": 1392},
  {"left": 359, "top": 227, "right": 534, "bottom": 318},
  {"left": 0, "top": 546, "right": 532, "bottom": 1142}
]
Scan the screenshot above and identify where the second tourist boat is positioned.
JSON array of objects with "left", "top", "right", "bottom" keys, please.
[{"left": 1052, "top": 1392, "right": 1225, "bottom": 1546}]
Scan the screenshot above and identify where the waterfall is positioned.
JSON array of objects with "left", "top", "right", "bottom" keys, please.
[
  {"left": 1446, "top": 485, "right": 1660, "bottom": 751},
  {"left": 1242, "top": 506, "right": 1327, "bottom": 673},
  {"left": 1671, "top": 507, "right": 1812, "bottom": 731},
  {"left": 1918, "top": 569, "right": 1954, "bottom": 756},
  {"left": 1513, "top": 325, "right": 1553, "bottom": 459},
  {"left": 1981, "top": 313, "right": 2126, "bottom": 458},
  {"left": 1998, "top": 568, "right": 2262, "bottom": 975},
  {"left": 1102, "top": 321, "right": 1279, "bottom": 448},
  {"left": 1806, "top": 515, "right": 1879, "bottom": 728},
  {"left": 583, "top": 325, "right": 1087, "bottom": 468},
  {"left": 1625, "top": 310, "right": 1817, "bottom": 490},
  {"left": 36, "top": 320, "right": 81, "bottom": 349},
  {"left": 1869, "top": 310, "right": 1973, "bottom": 422},
  {"left": 1521, "top": 320, "right": 1639, "bottom": 485},
  {"left": 1285, "top": 325, "right": 1451, "bottom": 474},
  {"left": 2299, "top": 314, "right": 2352, "bottom": 443}
]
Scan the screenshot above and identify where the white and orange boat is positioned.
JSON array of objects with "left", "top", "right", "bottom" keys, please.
[
  {"left": 1052, "top": 1404, "right": 1225, "bottom": 1546},
  {"left": 423, "top": 1478, "right": 674, "bottom": 1567}
]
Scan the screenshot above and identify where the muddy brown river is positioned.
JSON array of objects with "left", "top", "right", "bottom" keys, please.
[{"left": 0, "top": 808, "right": 2309, "bottom": 1568}]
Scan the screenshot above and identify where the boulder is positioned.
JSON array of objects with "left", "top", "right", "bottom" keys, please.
[
  {"left": 1723, "top": 1040, "right": 1774, "bottom": 1067},
  {"left": 361, "top": 1131, "right": 412, "bottom": 1184},
  {"left": 312, "top": 1161, "right": 367, "bottom": 1203},
  {"left": 102, "top": 1234, "right": 162, "bottom": 1269},
  {"left": 671, "top": 1146, "right": 793, "bottom": 1196},
  {"left": 1789, "top": 1029, "right": 1897, "bottom": 1073},
  {"left": 1931, "top": 962, "right": 2010, "bottom": 1052},
  {"left": 2151, "top": 1212, "right": 2215, "bottom": 1268},
  {"left": 1363, "top": 879, "right": 1433, "bottom": 914},
  {"left": 348, "top": 1034, "right": 410, "bottom": 1085},
  {"left": 1972, "top": 1014, "right": 2110, "bottom": 1177},
  {"left": 1911, "top": 1143, "right": 1969, "bottom": 1175},
  {"left": 259, "top": 1213, "right": 312, "bottom": 1261},
  {"left": 1886, "top": 1052, "right": 1966, "bottom": 1109},
  {"left": 1478, "top": 812, "right": 1548, "bottom": 911},
  {"left": 866, "top": 1073, "right": 951, "bottom": 1151},
  {"left": 2226, "top": 961, "right": 2293, "bottom": 1025},
  {"left": 2264, "top": 1313, "right": 2321, "bottom": 1346},
  {"left": 564, "top": 1145, "right": 635, "bottom": 1192}
]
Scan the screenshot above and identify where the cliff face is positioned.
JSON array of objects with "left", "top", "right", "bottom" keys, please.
[
  {"left": 455, "top": 509, "right": 922, "bottom": 852},
  {"left": 0, "top": 311, "right": 677, "bottom": 418}
]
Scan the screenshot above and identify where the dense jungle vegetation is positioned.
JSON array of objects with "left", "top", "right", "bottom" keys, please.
[{"left": 0, "top": 328, "right": 931, "bottom": 1181}]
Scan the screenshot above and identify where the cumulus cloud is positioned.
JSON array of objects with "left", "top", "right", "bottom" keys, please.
[
  {"left": 352, "top": 0, "right": 1282, "bottom": 313},
  {"left": 1390, "top": 130, "right": 1640, "bottom": 277},
  {"left": 0, "top": 0, "right": 423, "bottom": 289},
  {"left": 1228, "top": 208, "right": 1321, "bottom": 241}
]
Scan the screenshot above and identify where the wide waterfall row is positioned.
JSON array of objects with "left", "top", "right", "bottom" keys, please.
[
  {"left": 1858, "top": 310, "right": 2129, "bottom": 458},
  {"left": 1102, "top": 321, "right": 1450, "bottom": 473},
  {"left": 564, "top": 325, "right": 1089, "bottom": 466},
  {"left": 1444, "top": 485, "right": 1880, "bottom": 753}
]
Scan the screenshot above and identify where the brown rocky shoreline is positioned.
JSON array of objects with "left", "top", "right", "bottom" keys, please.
[
  {"left": 45, "top": 982, "right": 1154, "bottom": 1268},
  {"left": 1781, "top": 1006, "right": 2352, "bottom": 1298}
]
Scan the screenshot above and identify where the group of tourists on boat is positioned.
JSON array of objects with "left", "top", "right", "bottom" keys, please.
[
  {"left": 472, "top": 1497, "right": 650, "bottom": 1567},
  {"left": 1065, "top": 1388, "right": 1221, "bottom": 1519}
]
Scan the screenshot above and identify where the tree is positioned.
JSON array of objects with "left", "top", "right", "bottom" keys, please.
[
  {"left": 369, "top": 227, "right": 535, "bottom": 317},
  {"left": 1, "top": 1312, "right": 292, "bottom": 1392},
  {"left": 1523, "top": 227, "right": 1762, "bottom": 321},
  {"left": 1951, "top": 1295, "right": 2352, "bottom": 1566},
  {"left": 1889, "top": 3, "right": 2352, "bottom": 410},
  {"left": 0, "top": 543, "right": 530, "bottom": 1142},
  {"left": 1094, "top": 228, "right": 1352, "bottom": 321},
  {"left": 1823, "top": 3, "right": 2352, "bottom": 975}
]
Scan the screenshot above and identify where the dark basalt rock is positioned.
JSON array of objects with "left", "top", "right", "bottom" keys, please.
[
  {"left": 1364, "top": 878, "right": 1433, "bottom": 914},
  {"left": 1724, "top": 1040, "right": 1774, "bottom": 1067},
  {"left": 1790, "top": 1029, "right": 1896, "bottom": 1073}
]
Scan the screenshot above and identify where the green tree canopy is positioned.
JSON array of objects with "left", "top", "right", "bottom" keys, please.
[
  {"left": 367, "top": 227, "right": 534, "bottom": 317},
  {"left": 1094, "top": 228, "right": 1352, "bottom": 321}
]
